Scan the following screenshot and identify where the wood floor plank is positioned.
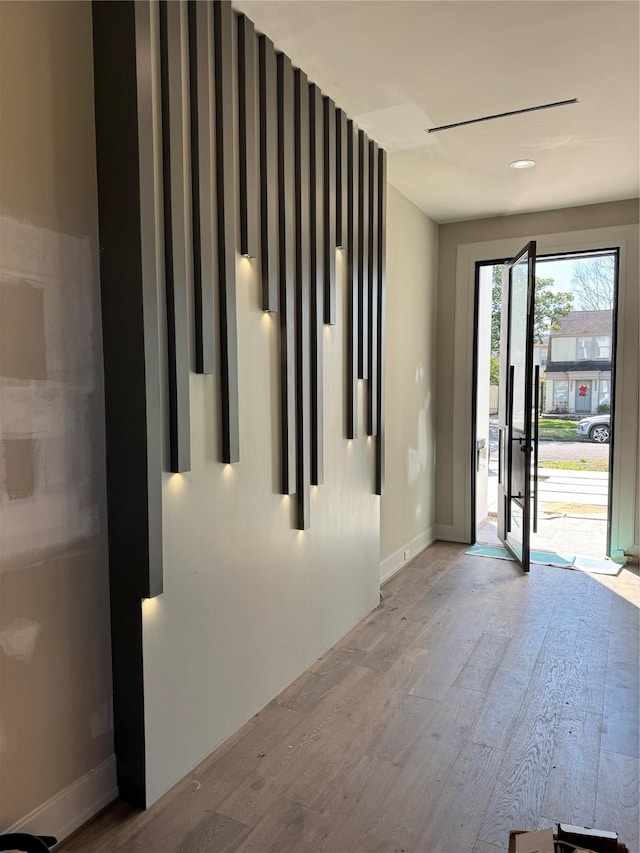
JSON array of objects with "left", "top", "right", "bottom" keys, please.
[
  {"left": 359, "top": 617, "right": 424, "bottom": 671},
  {"left": 607, "top": 593, "right": 640, "bottom": 667},
  {"left": 409, "top": 639, "right": 477, "bottom": 701},
  {"left": 563, "top": 623, "right": 610, "bottom": 714},
  {"left": 454, "top": 631, "right": 511, "bottom": 692},
  {"left": 308, "top": 754, "right": 404, "bottom": 851},
  {"left": 175, "top": 812, "right": 251, "bottom": 853},
  {"left": 58, "top": 544, "right": 640, "bottom": 853},
  {"left": 278, "top": 646, "right": 365, "bottom": 712},
  {"left": 362, "top": 686, "right": 483, "bottom": 852},
  {"left": 414, "top": 741, "right": 505, "bottom": 852},
  {"left": 594, "top": 750, "right": 640, "bottom": 853},
  {"left": 233, "top": 799, "right": 324, "bottom": 853},
  {"left": 467, "top": 667, "right": 531, "bottom": 750},
  {"left": 540, "top": 708, "right": 602, "bottom": 826},
  {"left": 472, "top": 842, "right": 507, "bottom": 853},
  {"left": 476, "top": 649, "right": 574, "bottom": 847},
  {"left": 366, "top": 692, "right": 440, "bottom": 765},
  {"left": 216, "top": 665, "right": 383, "bottom": 826},
  {"left": 601, "top": 660, "right": 640, "bottom": 758}
]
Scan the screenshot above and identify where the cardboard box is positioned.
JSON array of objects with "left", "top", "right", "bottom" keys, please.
[
  {"left": 508, "top": 825, "right": 630, "bottom": 853},
  {"left": 509, "top": 828, "right": 555, "bottom": 852}
]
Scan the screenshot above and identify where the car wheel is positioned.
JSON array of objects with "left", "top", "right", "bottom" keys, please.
[{"left": 589, "top": 425, "right": 610, "bottom": 443}]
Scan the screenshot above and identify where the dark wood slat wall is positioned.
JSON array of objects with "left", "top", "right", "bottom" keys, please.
[
  {"left": 335, "top": 108, "right": 347, "bottom": 250},
  {"left": 276, "top": 53, "right": 297, "bottom": 495},
  {"left": 322, "top": 97, "right": 337, "bottom": 325},
  {"left": 367, "top": 139, "right": 379, "bottom": 436},
  {"left": 213, "top": 0, "right": 240, "bottom": 463},
  {"left": 94, "top": 1, "right": 389, "bottom": 528},
  {"left": 92, "top": 0, "right": 166, "bottom": 805},
  {"left": 237, "top": 14, "right": 258, "bottom": 259},
  {"left": 159, "top": 0, "right": 192, "bottom": 473},
  {"left": 258, "top": 35, "right": 278, "bottom": 312},
  {"left": 376, "top": 149, "right": 387, "bottom": 496},
  {"left": 346, "top": 119, "right": 360, "bottom": 440},
  {"left": 310, "top": 83, "right": 324, "bottom": 486},
  {"left": 357, "top": 129, "right": 369, "bottom": 381},
  {"left": 93, "top": 0, "right": 390, "bottom": 806},
  {"left": 294, "top": 69, "right": 311, "bottom": 530},
  {"left": 188, "top": 0, "right": 216, "bottom": 376}
]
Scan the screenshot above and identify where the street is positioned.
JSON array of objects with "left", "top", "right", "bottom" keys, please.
[{"left": 487, "top": 422, "right": 609, "bottom": 463}]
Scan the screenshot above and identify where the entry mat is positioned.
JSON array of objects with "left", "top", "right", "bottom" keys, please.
[{"left": 466, "top": 543, "right": 622, "bottom": 575}]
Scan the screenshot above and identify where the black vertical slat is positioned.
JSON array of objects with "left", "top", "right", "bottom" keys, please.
[
  {"left": 92, "top": 0, "right": 164, "bottom": 805},
  {"left": 309, "top": 83, "right": 324, "bottom": 486},
  {"left": 375, "top": 149, "right": 387, "bottom": 496},
  {"left": 357, "top": 129, "right": 369, "bottom": 380},
  {"left": 258, "top": 35, "right": 278, "bottom": 311},
  {"left": 322, "top": 96, "right": 336, "bottom": 325},
  {"left": 213, "top": 0, "right": 240, "bottom": 463},
  {"left": 294, "top": 69, "right": 311, "bottom": 530},
  {"left": 346, "top": 119, "right": 359, "bottom": 440},
  {"left": 237, "top": 13, "right": 258, "bottom": 258},
  {"left": 367, "top": 139, "right": 379, "bottom": 436},
  {"left": 276, "top": 53, "right": 296, "bottom": 494},
  {"left": 336, "top": 107, "right": 347, "bottom": 249},
  {"left": 188, "top": 0, "right": 216, "bottom": 375},
  {"left": 159, "top": 0, "right": 192, "bottom": 473}
]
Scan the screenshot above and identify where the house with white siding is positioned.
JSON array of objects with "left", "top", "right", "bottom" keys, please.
[{"left": 544, "top": 310, "right": 613, "bottom": 414}]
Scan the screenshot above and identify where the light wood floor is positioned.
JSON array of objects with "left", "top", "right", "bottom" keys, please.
[{"left": 61, "top": 542, "right": 640, "bottom": 853}]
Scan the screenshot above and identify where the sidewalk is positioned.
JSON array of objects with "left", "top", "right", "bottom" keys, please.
[{"left": 484, "top": 467, "right": 609, "bottom": 558}]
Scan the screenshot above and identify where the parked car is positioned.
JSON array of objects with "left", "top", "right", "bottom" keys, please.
[{"left": 577, "top": 414, "right": 611, "bottom": 443}]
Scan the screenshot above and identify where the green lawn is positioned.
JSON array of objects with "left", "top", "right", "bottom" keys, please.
[
  {"left": 539, "top": 459, "right": 609, "bottom": 473},
  {"left": 537, "top": 418, "right": 580, "bottom": 441}
]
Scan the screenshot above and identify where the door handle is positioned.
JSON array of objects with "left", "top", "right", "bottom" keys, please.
[
  {"left": 533, "top": 365, "right": 540, "bottom": 533},
  {"left": 506, "top": 365, "right": 515, "bottom": 531}
]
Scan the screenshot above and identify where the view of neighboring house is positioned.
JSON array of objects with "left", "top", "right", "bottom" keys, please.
[{"left": 543, "top": 310, "right": 612, "bottom": 414}]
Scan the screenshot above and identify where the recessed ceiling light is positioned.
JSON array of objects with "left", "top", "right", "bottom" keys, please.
[{"left": 509, "top": 159, "right": 536, "bottom": 169}]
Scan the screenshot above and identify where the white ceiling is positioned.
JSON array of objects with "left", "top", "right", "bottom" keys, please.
[{"left": 233, "top": 0, "right": 640, "bottom": 224}]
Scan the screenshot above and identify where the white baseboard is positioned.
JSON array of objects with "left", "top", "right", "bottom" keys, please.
[
  {"left": 7, "top": 755, "right": 118, "bottom": 845},
  {"left": 380, "top": 527, "right": 435, "bottom": 585}
]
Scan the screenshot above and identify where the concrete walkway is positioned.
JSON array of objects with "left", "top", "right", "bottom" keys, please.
[{"left": 484, "top": 468, "right": 610, "bottom": 559}]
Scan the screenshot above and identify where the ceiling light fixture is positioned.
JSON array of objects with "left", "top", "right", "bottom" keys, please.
[
  {"left": 509, "top": 159, "right": 536, "bottom": 169},
  {"left": 426, "top": 98, "right": 578, "bottom": 134}
]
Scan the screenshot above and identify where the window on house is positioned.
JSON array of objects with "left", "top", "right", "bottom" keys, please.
[
  {"left": 596, "top": 336, "right": 610, "bottom": 358},
  {"left": 577, "top": 335, "right": 610, "bottom": 360},
  {"left": 553, "top": 381, "right": 569, "bottom": 405},
  {"left": 551, "top": 337, "right": 575, "bottom": 361},
  {"left": 540, "top": 349, "right": 548, "bottom": 365},
  {"left": 577, "top": 337, "right": 593, "bottom": 359}
]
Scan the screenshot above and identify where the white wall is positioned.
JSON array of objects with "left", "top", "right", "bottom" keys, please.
[
  {"left": 380, "top": 186, "right": 438, "bottom": 582},
  {"left": 142, "top": 247, "right": 380, "bottom": 803},
  {"left": 0, "top": 1, "right": 115, "bottom": 837},
  {"left": 436, "top": 201, "right": 639, "bottom": 559}
]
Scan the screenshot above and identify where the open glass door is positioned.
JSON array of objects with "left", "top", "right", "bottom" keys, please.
[{"left": 497, "top": 241, "right": 538, "bottom": 572}]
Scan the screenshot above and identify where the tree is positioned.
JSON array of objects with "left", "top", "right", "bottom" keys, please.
[
  {"left": 489, "top": 356, "right": 500, "bottom": 385},
  {"left": 490, "top": 265, "right": 573, "bottom": 356},
  {"left": 571, "top": 256, "right": 615, "bottom": 310}
]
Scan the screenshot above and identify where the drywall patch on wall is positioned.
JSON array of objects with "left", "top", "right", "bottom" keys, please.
[
  {"left": 0, "top": 218, "right": 101, "bottom": 562},
  {"left": 0, "top": 214, "right": 112, "bottom": 829},
  {"left": 1, "top": 437, "right": 38, "bottom": 500},
  {"left": 0, "top": 280, "right": 46, "bottom": 380}
]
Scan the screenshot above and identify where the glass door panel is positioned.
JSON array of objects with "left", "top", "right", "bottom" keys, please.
[{"left": 497, "top": 241, "right": 537, "bottom": 571}]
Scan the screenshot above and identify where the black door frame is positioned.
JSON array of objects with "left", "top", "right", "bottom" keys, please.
[{"left": 470, "top": 247, "right": 620, "bottom": 556}]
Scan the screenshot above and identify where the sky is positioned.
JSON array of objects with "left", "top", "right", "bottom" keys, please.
[{"left": 535, "top": 252, "right": 616, "bottom": 301}]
